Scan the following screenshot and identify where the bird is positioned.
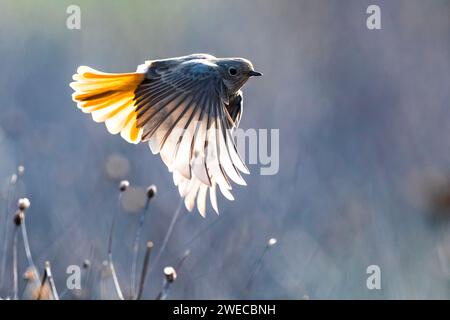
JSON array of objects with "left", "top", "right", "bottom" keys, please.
[{"left": 70, "top": 54, "right": 262, "bottom": 216}]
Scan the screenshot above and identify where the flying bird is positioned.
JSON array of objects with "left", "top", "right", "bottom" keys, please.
[{"left": 70, "top": 54, "right": 262, "bottom": 216}]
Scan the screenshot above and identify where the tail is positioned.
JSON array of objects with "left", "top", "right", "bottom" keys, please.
[{"left": 70, "top": 66, "right": 145, "bottom": 144}]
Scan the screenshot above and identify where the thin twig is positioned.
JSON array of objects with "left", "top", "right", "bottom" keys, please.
[
  {"left": 108, "top": 214, "right": 123, "bottom": 299},
  {"left": 182, "top": 216, "right": 223, "bottom": 253},
  {"left": 0, "top": 174, "right": 18, "bottom": 285},
  {"left": 175, "top": 250, "right": 191, "bottom": 272},
  {"left": 178, "top": 217, "right": 223, "bottom": 274},
  {"left": 136, "top": 241, "right": 154, "bottom": 300},
  {"left": 107, "top": 195, "right": 121, "bottom": 259},
  {"left": 244, "top": 238, "right": 277, "bottom": 296},
  {"left": 155, "top": 266, "right": 177, "bottom": 300},
  {"left": 83, "top": 248, "right": 94, "bottom": 299},
  {"left": 131, "top": 197, "right": 151, "bottom": 297},
  {"left": 108, "top": 253, "right": 123, "bottom": 300},
  {"left": 151, "top": 199, "right": 183, "bottom": 271},
  {"left": 45, "top": 261, "right": 59, "bottom": 300},
  {"left": 21, "top": 214, "right": 36, "bottom": 270},
  {"left": 155, "top": 250, "right": 190, "bottom": 299},
  {"left": 107, "top": 185, "right": 127, "bottom": 300},
  {"left": 17, "top": 199, "right": 40, "bottom": 296},
  {"left": 12, "top": 227, "right": 19, "bottom": 300},
  {"left": 245, "top": 250, "right": 267, "bottom": 293},
  {"left": 155, "top": 280, "right": 169, "bottom": 300},
  {"left": 36, "top": 267, "right": 48, "bottom": 300}
]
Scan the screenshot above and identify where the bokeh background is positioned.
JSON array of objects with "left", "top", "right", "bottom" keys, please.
[{"left": 1, "top": 0, "right": 450, "bottom": 299}]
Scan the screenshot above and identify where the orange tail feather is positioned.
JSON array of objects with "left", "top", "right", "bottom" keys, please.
[{"left": 70, "top": 66, "right": 145, "bottom": 144}]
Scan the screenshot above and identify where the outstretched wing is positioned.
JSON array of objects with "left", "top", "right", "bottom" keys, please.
[
  {"left": 135, "top": 59, "right": 249, "bottom": 216},
  {"left": 171, "top": 91, "right": 246, "bottom": 216}
]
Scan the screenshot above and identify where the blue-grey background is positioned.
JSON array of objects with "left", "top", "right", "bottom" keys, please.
[{"left": 1, "top": 0, "right": 450, "bottom": 299}]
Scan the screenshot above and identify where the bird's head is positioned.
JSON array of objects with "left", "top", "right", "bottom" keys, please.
[{"left": 216, "top": 58, "right": 262, "bottom": 94}]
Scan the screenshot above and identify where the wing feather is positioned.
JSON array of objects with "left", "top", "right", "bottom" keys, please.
[
  {"left": 135, "top": 58, "right": 248, "bottom": 215},
  {"left": 168, "top": 93, "right": 205, "bottom": 179}
]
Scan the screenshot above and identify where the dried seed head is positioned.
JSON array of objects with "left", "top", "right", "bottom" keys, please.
[
  {"left": 17, "top": 165, "right": 25, "bottom": 176},
  {"left": 146, "top": 185, "right": 157, "bottom": 199},
  {"left": 267, "top": 238, "right": 277, "bottom": 247},
  {"left": 14, "top": 210, "right": 24, "bottom": 226},
  {"left": 83, "top": 259, "right": 91, "bottom": 269},
  {"left": 119, "top": 180, "right": 130, "bottom": 192},
  {"left": 18, "top": 198, "right": 30, "bottom": 211},
  {"left": 163, "top": 266, "right": 177, "bottom": 283}
]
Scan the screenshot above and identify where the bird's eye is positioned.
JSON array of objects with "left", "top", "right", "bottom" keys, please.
[{"left": 228, "top": 67, "right": 238, "bottom": 76}]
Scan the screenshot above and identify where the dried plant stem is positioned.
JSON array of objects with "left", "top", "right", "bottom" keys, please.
[
  {"left": 107, "top": 194, "right": 124, "bottom": 300},
  {"left": 151, "top": 199, "right": 183, "bottom": 272},
  {"left": 45, "top": 261, "right": 59, "bottom": 300},
  {"left": 175, "top": 250, "right": 190, "bottom": 272},
  {"left": 36, "top": 266, "right": 48, "bottom": 300},
  {"left": 83, "top": 249, "right": 94, "bottom": 299},
  {"left": 155, "top": 279, "right": 170, "bottom": 300},
  {"left": 154, "top": 248, "right": 184, "bottom": 301},
  {"left": 244, "top": 239, "right": 277, "bottom": 295},
  {"left": 184, "top": 216, "right": 222, "bottom": 250},
  {"left": 156, "top": 267, "right": 176, "bottom": 300},
  {"left": 12, "top": 227, "right": 19, "bottom": 300},
  {"left": 136, "top": 241, "right": 153, "bottom": 300},
  {"left": 108, "top": 257, "right": 123, "bottom": 300},
  {"left": 245, "top": 250, "right": 267, "bottom": 293},
  {"left": 21, "top": 216, "right": 36, "bottom": 270},
  {"left": 0, "top": 174, "right": 17, "bottom": 285},
  {"left": 131, "top": 198, "right": 151, "bottom": 297}
]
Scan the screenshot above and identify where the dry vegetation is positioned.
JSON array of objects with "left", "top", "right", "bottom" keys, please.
[{"left": 0, "top": 165, "right": 276, "bottom": 300}]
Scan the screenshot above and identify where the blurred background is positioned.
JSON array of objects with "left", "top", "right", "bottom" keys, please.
[{"left": 1, "top": 0, "right": 450, "bottom": 299}]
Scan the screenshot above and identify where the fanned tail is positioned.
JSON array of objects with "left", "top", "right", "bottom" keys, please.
[{"left": 70, "top": 66, "right": 145, "bottom": 144}]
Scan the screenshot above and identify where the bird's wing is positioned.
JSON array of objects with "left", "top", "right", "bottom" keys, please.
[
  {"left": 135, "top": 60, "right": 249, "bottom": 215},
  {"left": 172, "top": 91, "right": 246, "bottom": 216},
  {"left": 138, "top": 53, "right": 216, "bottom": 72}
]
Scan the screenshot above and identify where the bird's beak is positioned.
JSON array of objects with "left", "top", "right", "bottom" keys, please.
[{"left": 248, "top": 70, "right": 263, "bottom": 77}]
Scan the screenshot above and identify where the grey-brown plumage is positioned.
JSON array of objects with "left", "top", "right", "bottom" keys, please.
[{"left": 70, "top": 54, "right": 262, "bottom": 216}]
